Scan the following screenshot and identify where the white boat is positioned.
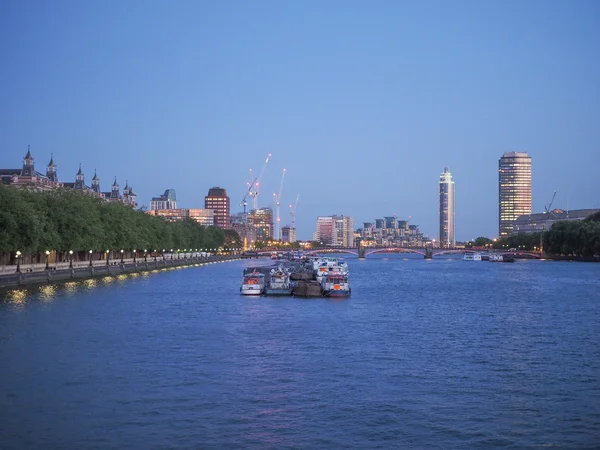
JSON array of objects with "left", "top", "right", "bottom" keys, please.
[
  {"left": 321, "top": 273, "right": 351, "bottom": 297},
  {"left": 240, "top": 272, "right": 265, "bottom": 295},
  {"left": 462, "top": 252, "right": 482, "bottom": 261},
  {"left": 265, "top": 266, "right": 293, "bottom": 296}
]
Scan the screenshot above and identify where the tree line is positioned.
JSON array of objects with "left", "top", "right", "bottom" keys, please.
[
  {"left": 0, "top": 184, "right": 241, "bottom": 258},
  {"left": 490, "top": 211, "right": 600, "bottom": 257}
]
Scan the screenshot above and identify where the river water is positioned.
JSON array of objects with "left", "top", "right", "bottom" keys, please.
[{"left": 1, "top": 255, "right": 599, "bottom": 449}]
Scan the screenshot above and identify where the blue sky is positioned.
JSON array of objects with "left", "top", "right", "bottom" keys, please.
[{"left": 1, "top": 0, "right": 599, "bottom": 240}]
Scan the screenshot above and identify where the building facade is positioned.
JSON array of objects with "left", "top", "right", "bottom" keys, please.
[
  {"left": 513, "top": 209, "right": 599, "bottom": 234},
  {"left": 438, "top": 167, "right": 455, "bottom": 247},
  {"left": 205, "top": 187, "right": 230, "bottom": 229},
  {"left": 147, "top": 208, "right": 214, "bottom": 226},
  {"left": 150, "top": 189, "right": 177, "bottom": 210},
  {"left": 248, "top": 207, "right": 273, "bottom": 241},
  {"left": 314, "top": 215, "right": 354, "bottom": 247},
  {"left": 499, "top": 152, "right": 532, "bottom": 237}
]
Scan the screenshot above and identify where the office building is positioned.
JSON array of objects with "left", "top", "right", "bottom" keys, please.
[
  {"left": 147, "top": 208, "right": 214, "bottom": 227},
  {"left": 205, "top": 187, "right": 230, "bottom": 229},
  {"left": 314, "top": 215, "right": 354, "bottom": 247},
  {"left": 281, "top": 226, "right": 297, "bottom": 243},
  {"left": 499, "top": 152, "right": 532, "bottom": 237},
  {"left": 150, "top": 189, "right": 177, "bottom": 210},
  {"left": 438, "top": 167, "right": 455, "bottom": 247},
  {"left": 248, "top": 207, "right": 273, "bottom": 241},
  {"left": 513, "top": 209, "right": 599, "bottom": 234}
]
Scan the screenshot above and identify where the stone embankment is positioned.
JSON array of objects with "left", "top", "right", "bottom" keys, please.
[{"left": 0, "top": 255, "right": 241, "bottom": 289}]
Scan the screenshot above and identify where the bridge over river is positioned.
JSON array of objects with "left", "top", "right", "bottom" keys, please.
[{"left": 305, "top": 246, "right": 543, "bottom": 259}]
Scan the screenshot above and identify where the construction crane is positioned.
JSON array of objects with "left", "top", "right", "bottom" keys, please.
[
  {"left": 289, "top": 193, "right": 300, "bottom": 231},
  {"left": 249, "top": 153, "right": 271, "bottom": 210},
  {"left": 544, "top": 190, "right": 557, "bottom": 215},
  {"left": 273, "top": 169, "right": 286, "bottom": 240},
  {"left": 239, "top": 169, "right": 257, "bottom": 214}
]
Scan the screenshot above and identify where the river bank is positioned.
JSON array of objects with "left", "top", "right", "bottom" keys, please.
[{"left": 0, "top": 255, "right": 241, "bottom": 289}]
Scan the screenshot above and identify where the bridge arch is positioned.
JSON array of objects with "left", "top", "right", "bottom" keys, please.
[
  {"left": 365, "top": 248, "right": 426, "bottom": 257},
  {"left": 306, "top": 249, "right": 359, "bottom": 257}
]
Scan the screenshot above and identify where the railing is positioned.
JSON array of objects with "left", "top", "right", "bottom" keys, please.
[{"left": 0, "top": 253, "right": 219, "bottom": 275}]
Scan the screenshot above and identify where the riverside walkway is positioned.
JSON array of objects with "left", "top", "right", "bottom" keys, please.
[{"left": 0, "top": 254, "right": 241, "bottom": 289}]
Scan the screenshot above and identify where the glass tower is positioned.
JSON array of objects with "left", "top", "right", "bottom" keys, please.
[
  {"left": 438, "top": 167, "right": 455, "bottom": 247},
  {"left": 498, "top": 152, "right": 532, "bottom": 237}
]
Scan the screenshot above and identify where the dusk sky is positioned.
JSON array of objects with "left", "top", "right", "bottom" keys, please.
[{"left": 1, "top": 0, "right": 599, "bottom": 240}]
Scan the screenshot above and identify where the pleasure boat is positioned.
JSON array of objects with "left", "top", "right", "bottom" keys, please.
[
  {"left": 265, "top": 266, "right": 293, "bottom": 296},
  {"left": 489, "top": 253, "right": 515, "bottom": 263},
  {"left": 240, "top": 272, "right": 265, "bottom": 295},
  {"left": 321, "top": 273, "right": 351, "bottom": 297},
  {"left": 462, "top": 252, "right": 482, "bottom": 261}
]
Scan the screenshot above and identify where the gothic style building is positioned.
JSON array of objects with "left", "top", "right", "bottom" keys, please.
[{"left": 0, "top": 147, "right": 137, "bottom": 207}]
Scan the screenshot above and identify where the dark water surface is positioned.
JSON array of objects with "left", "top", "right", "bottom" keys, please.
[{"left": 1, "top": 256, "right": 599, "bottom": 449}]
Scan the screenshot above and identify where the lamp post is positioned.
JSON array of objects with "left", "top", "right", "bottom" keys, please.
[
  {"left": 120, "top": 249, "right": 124, "bottom": 264},
  {"left": 69, "top": 250, "right": 74, "bottom": 268},
  {"left": 16, "top": 250, "right": 21, "bottom": 273},
  {"left": 89, "top": 250, "right": 93, "bottom": 267},
  {"left": 162, "top": 249, "right": 165, "bottom": 261},
  {"left": 154, "top": 250, "right": 157, "bottom": 262},
  {"left": 45, "top": 250, "right": 50, "bottom": 270},
  {"left": 133, "top": 249, "right": 137, "bottom": 264},
  {"left": 170, "top": 249, "right": 174, "bottom": 260},
  {"left": 106, "top": 250, "right": 110, "bottom": 266},
  {"left": 144, "top": 249, "right": 147, "bottom": 262}
]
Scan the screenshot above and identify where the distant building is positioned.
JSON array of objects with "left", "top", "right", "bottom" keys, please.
[
  {"left": 150, "top": 189, "right": 177, "bottom": 210},
  {"left": 205, "top": 187, "right": 230, "bottom": 229},
  {"left": 499, "top": 152, "right": 531, "bottom": 237},
  {"left": 147, "top": 208, "right": 214, "bottom": 226},
  {"left": 248, "top": 207, "right": 273, "bottom": 241},
  {"left": 281, "top": 225, "right": 297, "bottom": 243},
  {"left": 0, "top": 147, "right": 136, "bottom": 206},
  {"left": 230, "top": 212, "right": 257, "bottom": 248},
  {"left": 513, "top": 209, "right": 599, "bottom": 234},
  {"left": 439, "top": 167, "right": 455, "bottom": 247},
  {"left": 314, "top": 215, "right": 354, "bottom": 247},
  {"left": 384, "top": 216, "right": 397, "bottom": 229}
]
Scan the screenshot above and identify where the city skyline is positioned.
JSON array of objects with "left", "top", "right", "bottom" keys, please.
[{"left": 1, "top": 2, "right": 599, "bottom": 240}]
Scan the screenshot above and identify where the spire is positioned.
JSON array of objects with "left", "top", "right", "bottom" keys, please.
[
  {"left": 46, "top": 153, "right": 58, "bottom": 182},
  {"left": 21, "top": 145, "right": 35, "bottom": 176},
  {"left": 76, "top": 164, "right": 83, "bottom": 176},
  {"left": 112, "top": 176, "right": 118, "bottom": 187},
  {"left": 124, "top": 180, "right": 129, "bottom": 190},
  {"left": 92, "top": 169, "right": 99, "bottom": 181}
]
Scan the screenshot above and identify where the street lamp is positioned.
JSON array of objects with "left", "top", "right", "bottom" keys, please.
[
  {"left": 154, "top": 250, "right": 157, "bottom": 262},
  {"left": 45, "top": 250, "right": 50, "bottom": 270},
  {"left": 177, "top": 249, "right": 180, "bottom": 260},
  {"left": 120, "top": 249, "right": 124, "bottom": 264},
  {"left": 16, "top": 250, "right": 21, "bottom": 273},
  {"left": 144, "top": 249, "right": 147, "bottom": 262},
  {"left": 69, "top": 250, "right": 74, "bottom": 268},
  {"left": 170, "top": 249, "right": 173, "bottom": 260},
  {"left": 89, "top": 250, "right": 93, "bottom": 267},
  {"left": 162, "top": 249, "right": 166, "bottom": 261},
  {"left": 106, "top": 250, "right": 110, "bottom": 266},
  {"left": 133, "top": 249, "right": 137, "bottom": 263}
]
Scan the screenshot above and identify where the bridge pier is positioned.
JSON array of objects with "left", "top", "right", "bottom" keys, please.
[
  {"left": 424, "top": 246, "right": 433, "bottom": 259},
  {"left": 358, "top": 246, "right": 366, "bottom": 259}
]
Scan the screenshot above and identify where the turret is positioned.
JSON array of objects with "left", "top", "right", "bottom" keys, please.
[
  {"left": 74, "top": 164, "right": 85, "bottom": 189},
  {"left": 110, "top": 176, "right": 120, "bottom": 199},
  {"left": 91, "top": 170, "right": 100, "bottom": 193},
  {"left": 20, "top": 145, "right": 35, "bottom": 177},
  {"left": 46, "top": 153, "right": 58, "bottom": 182}
]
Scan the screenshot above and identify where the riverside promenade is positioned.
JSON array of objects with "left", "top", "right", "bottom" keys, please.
[{"left": 0, "top": 253, "right": 241, "bottom": 289}]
